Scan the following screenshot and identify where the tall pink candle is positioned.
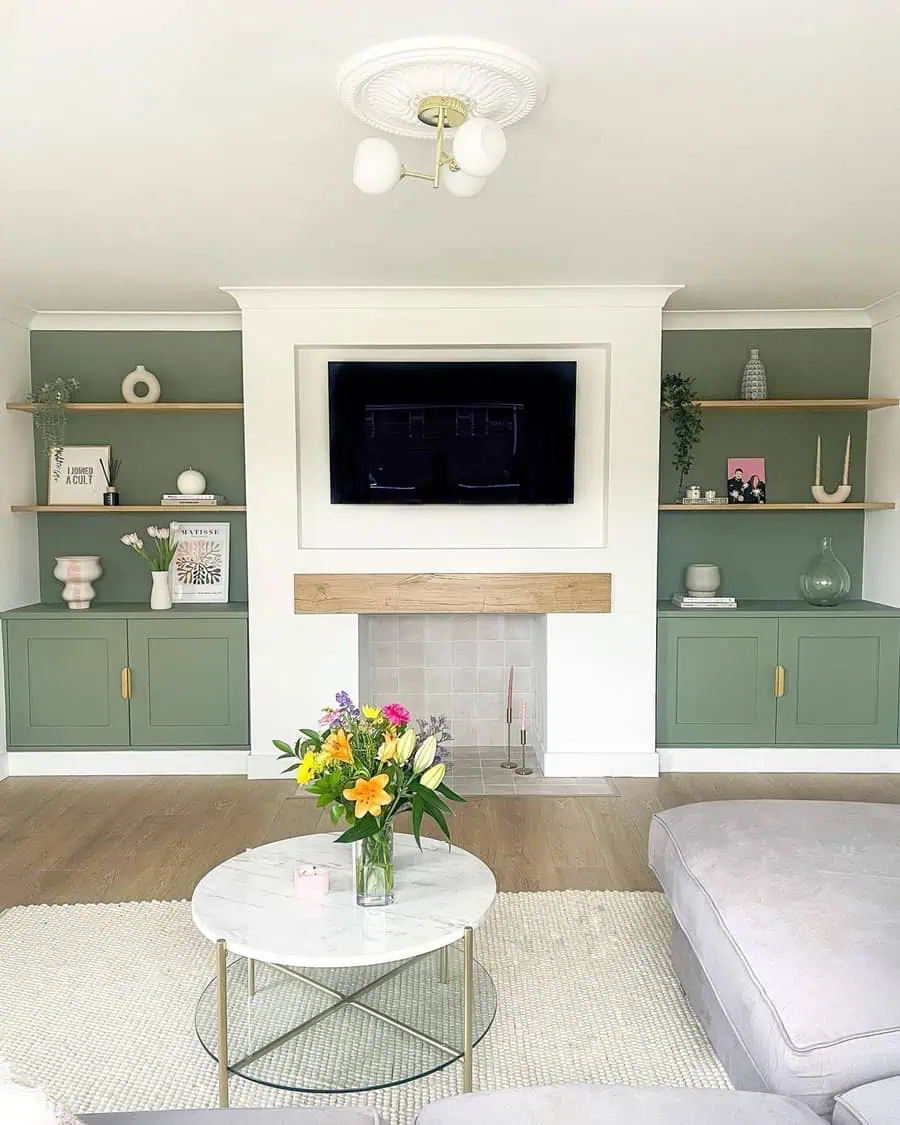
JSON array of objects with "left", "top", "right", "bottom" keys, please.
[
  {"left": 507, "top": 667, "right": 514, "bottom": 710},
  {"left": 521, "top": 698, "right": 527, "bottom": 732}
]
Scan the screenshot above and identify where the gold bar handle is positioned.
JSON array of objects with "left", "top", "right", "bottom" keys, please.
[
  {"left": 775, "top": 665, "right": 785, "bottom": 698},
  {"left": 121, "top": 667, "right": 132, "bottom": 700}
]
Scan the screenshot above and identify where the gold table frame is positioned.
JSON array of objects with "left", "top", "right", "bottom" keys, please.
[{"left": 212, "top": 927, "right": 476, "bottom": 1108}]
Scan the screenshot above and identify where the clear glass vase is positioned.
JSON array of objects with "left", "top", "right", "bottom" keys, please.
[
  {"left": 353, "top": 823, "right": 394, "bottom": 907},
  {"left": 800, "top": 536, "right": 851, "bottom": 606}
]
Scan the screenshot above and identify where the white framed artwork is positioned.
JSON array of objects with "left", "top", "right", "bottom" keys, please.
[
  {"left": 48, "top": 445, "right": 111, "bottom": 505},
  {"left": 169, "top": 521, "right": 230, "bottom": 603}
]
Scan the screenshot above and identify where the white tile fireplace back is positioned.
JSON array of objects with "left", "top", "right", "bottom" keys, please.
[{"left": 363, "top": 613, "right": 542, "bottom": 748}]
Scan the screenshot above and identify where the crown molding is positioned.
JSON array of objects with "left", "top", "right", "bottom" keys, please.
[
  {"left": 28, "top": 311, "right": 242, "bottom": 331},
  {"left": 663, "top": 308, "right": 872, "bottom": 331},
  {"left": 0, "top": 301, "right": 37, "bottom": 329},
  {"left": 222, "top": 285, "right": 684, "bottom": 312},
  {"left": 867, "top": 292, "right": 900, "bottom": 327}
]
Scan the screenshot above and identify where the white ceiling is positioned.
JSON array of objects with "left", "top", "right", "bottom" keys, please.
[{"left": 1, "top": 0, "right": 898, "bottom": 312}]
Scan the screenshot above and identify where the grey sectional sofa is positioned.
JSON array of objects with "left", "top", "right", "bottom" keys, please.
[{"left": 649, "top": 800, "right": 900, "bottom": 1121}]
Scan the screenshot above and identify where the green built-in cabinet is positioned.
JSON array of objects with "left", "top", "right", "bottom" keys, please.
[
  {"left": 1, "top": 604, "right": 249, "bottom": 750},
  {"left": 657, "top": 601, "right": 900, "bottom": 747}
]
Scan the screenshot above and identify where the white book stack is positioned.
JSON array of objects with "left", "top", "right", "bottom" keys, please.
[
  {"left": 673, "top": 594, "right": 738, "bottom": 609},
  {"left": 161, "top": 494, "right": 226, "bottom": 506}
]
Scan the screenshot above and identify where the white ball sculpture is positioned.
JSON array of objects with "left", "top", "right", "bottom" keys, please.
[{"left": 176, "top": 468, "right": 207, "bottom": 496}]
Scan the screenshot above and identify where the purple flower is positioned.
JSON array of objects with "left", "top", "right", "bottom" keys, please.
[{"left": 334, "top": 690, "right": 359, "bottom": 716}]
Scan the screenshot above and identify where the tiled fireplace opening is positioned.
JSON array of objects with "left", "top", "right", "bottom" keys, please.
[{"left": 358, "top": 613, "right": 546, "bottom": 755}]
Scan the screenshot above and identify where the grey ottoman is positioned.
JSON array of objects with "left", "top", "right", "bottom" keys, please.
[
  {"left": 415, "top": 1085, "right": 824, "bottom": 1124},
  {"left": 649, "top": 800, "right": 900, "bottom": 1118},
  {"left": 83, "top": 1111, "right": 381, "bottom": 1124},
  {"left": 834, "top": 1076, "right": 900, "bottom": 1125}
]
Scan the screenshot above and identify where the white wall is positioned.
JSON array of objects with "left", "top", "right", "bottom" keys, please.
[
  {"left": 0, "top": 307, "right": 39, "bottom": 779},
  {"left": 864, "top": 297, "right": 900, "bottom": 606},
  {"left": 233, "top": 287, "right": 676, "bottom": 778}
]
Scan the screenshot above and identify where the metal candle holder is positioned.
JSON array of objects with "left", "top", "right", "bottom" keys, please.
[
  {"left": 514, "top": 727, "right": 533, "bottom": 776},
  {"left": 501, "top": 706, "right": 517, "bottom": 768}
]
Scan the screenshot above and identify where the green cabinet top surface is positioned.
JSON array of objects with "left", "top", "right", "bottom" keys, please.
[
  {"left": 1, "top": 602, "right": 248, "bottom": 620},
  {"left": 657, "top": 599, "right": 900, "bottom": 618}
]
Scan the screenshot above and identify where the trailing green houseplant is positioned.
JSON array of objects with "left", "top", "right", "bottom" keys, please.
[
  {"left": 661, "top": 372, "right": 703, "bottom": 493},
  {"left": 26, "top": 378, "right": 80, "bottom": 480}
]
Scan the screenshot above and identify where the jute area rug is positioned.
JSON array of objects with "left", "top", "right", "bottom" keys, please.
[{"left": 0, "top": 893, "right": 728, "bottom": 1124}]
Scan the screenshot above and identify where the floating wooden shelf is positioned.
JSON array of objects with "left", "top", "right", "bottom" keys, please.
[
  {"left": 6, "top": 402, "right": 243, "bottom": 413},
  {"left": 659, "top": 502, "right": 895, "bottom": 512},
  {"left": 687, "top": 398, "right": 899, "bottom": 411},
  {"left": 11, "top": 505, "right": 247, "bottom": 513}
]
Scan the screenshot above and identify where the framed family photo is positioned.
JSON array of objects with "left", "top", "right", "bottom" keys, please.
[
  {"left": 727, "top": 457, "right": 767, "bottom": 504},
  {"left": 48, "top": 445, "right": 111, "bottom": 505},
  {"left": 169, "top": 521, "right": 230, "bottom": 603}
]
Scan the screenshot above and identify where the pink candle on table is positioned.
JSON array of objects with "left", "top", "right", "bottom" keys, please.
[{"left": 521, "top": 698, "right": 527, "bottom": 733}]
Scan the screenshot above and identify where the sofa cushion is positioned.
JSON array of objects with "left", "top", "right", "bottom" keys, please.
[
  {"left": 834, "top": 1077, "right": 900, "bottom": 1125},
  {"left": 648, "top": 800, "right": 900, "bottom": 1117},
  {"left": 83, "top": 1111, "right": 381, "bottom": 1124},
  {"left": 415, "top": 1085, "right": 823, "bottom": 1124}
]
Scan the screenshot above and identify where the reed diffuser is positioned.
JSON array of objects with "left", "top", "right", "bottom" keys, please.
[{"left": 100, "top": 455, "right": 122, "bottom": 506}]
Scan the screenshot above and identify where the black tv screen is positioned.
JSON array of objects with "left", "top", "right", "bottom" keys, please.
[{"left": 328, "top": 361, "right": 576, "bottom": 505}]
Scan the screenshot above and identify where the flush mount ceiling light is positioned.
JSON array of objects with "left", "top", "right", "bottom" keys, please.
[{"left": 337, "top": 37, "right": 547, "bottom": 197}]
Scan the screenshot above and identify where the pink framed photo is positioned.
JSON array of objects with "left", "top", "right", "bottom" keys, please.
[{"left": 727, "top": 457, "right": 766, "bottom": 504}]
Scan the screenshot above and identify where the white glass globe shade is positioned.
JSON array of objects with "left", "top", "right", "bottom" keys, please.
[
  {"left": 452, "top": 117, "right": 507, "bottom": 177},
  {"left": 443, "top": 169, "right": 488, "bottom": 197},
  {"left": 176, "top": 468, "right": 207, "bottom": 495},
  {"left": 353, "top": 138, "right": 402, "bottom": 194}
]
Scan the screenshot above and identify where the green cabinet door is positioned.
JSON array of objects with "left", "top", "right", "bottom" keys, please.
[
  {"left": 4, "top": 619, "right": 130, "bottom": 747},
  {"left": 657, "top": 617, "right": 779, "bottom": 745},
  {"left": 127, "top": 619, "right": 249, "bottom": 746},
  {"left": 776, "top": 618, "right": 900, "bottom": 745}
]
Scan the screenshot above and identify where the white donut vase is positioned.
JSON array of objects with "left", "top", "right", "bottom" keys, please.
[{"left": 121, "top": 365, "right": 161, "bottom": 404}]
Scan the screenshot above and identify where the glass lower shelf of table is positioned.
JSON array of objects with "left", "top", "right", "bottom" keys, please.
[{"left": 195, "top": 944, "right": 497, "bottom": 1094}]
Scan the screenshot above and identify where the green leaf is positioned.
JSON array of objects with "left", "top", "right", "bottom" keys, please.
[
  {"left": 299, "top": 728, "right": 322, "bottom": 743},
  {"left": 336, "top": 815, "right": 381, "bottom": 844},
  {"left": 437, "top": 782, "right": 465, "bottom": 803},
  {"left": 316, "top": 793, "right": 331, "bottom": 808},
  {"left": 411, "top": 796, "right": 425, "bottom": 849},
  {"left": 272, "top": 740, "right": 294, "bottom": 755},
  {"left": 281, "top": 763, "right": 298, "bottom": 775},
  {"left": 416, "top": 786, "right": 450, "bottom": 815},
  {"left": 329, "top": 803, "right": 343, "bottom": 825},
  {"left": 425, "top": 802, "right": 451, "bottom": 842}
]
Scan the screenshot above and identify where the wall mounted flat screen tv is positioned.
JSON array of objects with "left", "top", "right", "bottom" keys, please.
[{"left": 328, "top": 361, "right": 576, "bottom": 505}]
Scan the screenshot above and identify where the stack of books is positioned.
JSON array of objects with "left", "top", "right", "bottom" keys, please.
[
  {"left": 672, "top": 594, "right": 738, "bottom": 609},
  {"left": 161, "top": 493, "right": 226, "bottom": 507}
]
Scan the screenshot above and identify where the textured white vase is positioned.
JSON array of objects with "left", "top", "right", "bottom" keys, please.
[
  {"left": 685, "top": 563, "right": 721, "bottom": 597},
  {"left": 53, "top": 555, "right": 102, "bottom": 610},
  {"left": 150, "top": 571, "right": 172, "bottom": 611},
  {"left": 740, "top": 347, "right": 767, "bottom": 400},
  {"left": 122, "top": 364, "right": 161, "bottom": 404}
]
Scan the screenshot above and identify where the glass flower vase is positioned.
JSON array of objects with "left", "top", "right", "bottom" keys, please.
[
  {"left": 741, "top": 346, "right": 768, "bottom": 400},
  {"left": 353, "top": 823, "right": 394, "bottom": 907},
  {"left": 800, "top": 536, "right": 851, "bottom": 606}
]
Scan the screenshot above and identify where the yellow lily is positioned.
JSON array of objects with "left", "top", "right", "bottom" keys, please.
[
  {"left": 296, "top": 750, "right": 319, "bottom": 785},
  {"left": 378, "top": 733, "right": 399, "bottom": 762}
]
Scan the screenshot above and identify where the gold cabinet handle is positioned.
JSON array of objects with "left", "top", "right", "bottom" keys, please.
[
  {"left": 121, "top": 667, "right": 132, "bottom": 700},
  {"left": 775, "top": 665, "right": 785, "bottom": 698}
]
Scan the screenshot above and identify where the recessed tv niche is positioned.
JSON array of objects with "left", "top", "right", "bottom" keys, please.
[{"left": 328, "top": 361, "right": 576, "bottom": 505}]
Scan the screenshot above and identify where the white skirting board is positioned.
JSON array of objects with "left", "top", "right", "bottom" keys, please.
[
  {"left": 659, "top": 747, "right": 900, "bottom": 773},
  {"left": 5, "top": 749, "right": 250, "bottom": 776}
]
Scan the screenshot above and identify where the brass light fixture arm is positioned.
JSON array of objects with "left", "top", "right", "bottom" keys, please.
[{"left": 398, "top": 97, "right": 465, "bottom": 188}]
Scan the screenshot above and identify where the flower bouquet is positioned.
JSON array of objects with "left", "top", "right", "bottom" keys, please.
[
  {"left": 274, "top": 692, "right": 464, "bottom": 906},
  {"left": 121, "top": 525, "right": 179, "bottom": 611}
]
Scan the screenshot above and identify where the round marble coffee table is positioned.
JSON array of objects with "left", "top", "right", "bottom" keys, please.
[{"left": 191, "top": 833, "right": 497, "bottom": 1107}]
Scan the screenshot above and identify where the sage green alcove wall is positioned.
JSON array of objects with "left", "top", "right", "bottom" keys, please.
[
  {"left": 29, "top": 331, "right": 247, "bottom": 604},
  {"left": 658, "top": 328, "right": 871, "bottom": 599}
]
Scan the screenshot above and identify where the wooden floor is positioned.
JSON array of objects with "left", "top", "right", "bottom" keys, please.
[{"left": 2, "top": 773, "right": 900, "bottom": 909}]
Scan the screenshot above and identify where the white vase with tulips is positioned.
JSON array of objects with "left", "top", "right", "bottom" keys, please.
[{"left": 121, "top": 526, "right": 179, "bottom": 610}]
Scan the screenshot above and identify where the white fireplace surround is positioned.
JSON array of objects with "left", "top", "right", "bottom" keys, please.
[{"left": 231, "top": 286, "right": 679, "bottom": 778}]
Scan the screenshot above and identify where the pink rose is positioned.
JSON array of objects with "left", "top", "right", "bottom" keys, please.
[{"left": 382, "top": 703, "right": 410, "bottom": 727}]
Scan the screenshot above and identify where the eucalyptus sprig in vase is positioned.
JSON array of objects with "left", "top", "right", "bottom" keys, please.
[{"left": 121, "top": 526, "right": 178, "bottom": 610}]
